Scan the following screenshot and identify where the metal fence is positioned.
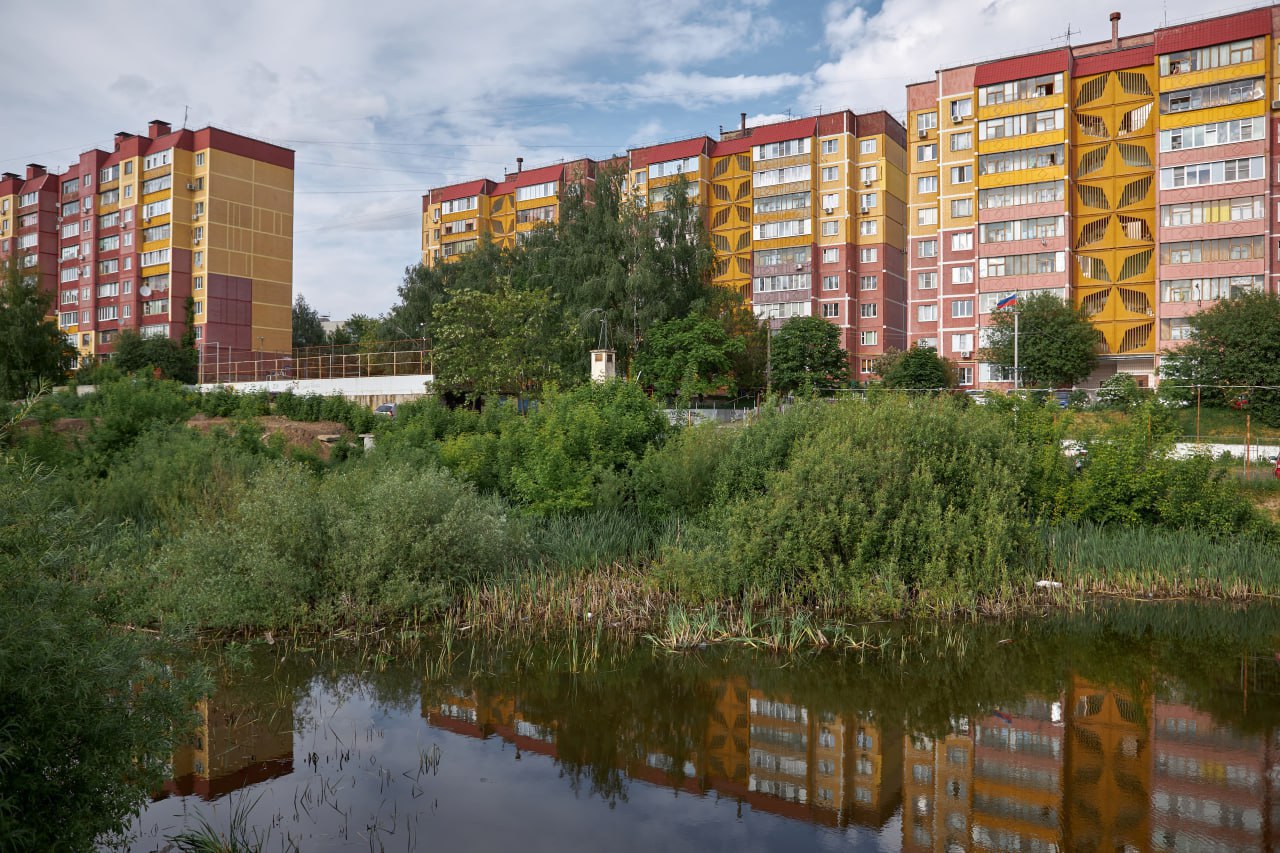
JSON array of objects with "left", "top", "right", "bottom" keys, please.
[{"left": 199, "top": 339, "right": 433, "bottom": 384}]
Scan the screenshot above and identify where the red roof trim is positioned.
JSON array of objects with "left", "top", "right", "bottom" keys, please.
[
  {"left": 1073, "top": 45, "right": 1156, "bottom": 77},
  {"left": 433, "top": 178, "right": 493, "bottom": 204},
  {"left": 1155, "top": 8, "right": 1270, "bottom": 55},
  {"left": 973, "top": 48, "right": 1069, "bottom": 87},
  {"left": 511, "top": 163, "right": 564, "bottom": 189},
  {"left": 711, "top": 136, "right": 754, "bottom": 156},
  {"left": 744, "top": 117, "right": 818, "bottom": 148},
  {"left": 628, "top": 137, "right": 711, "bottom": 168}
]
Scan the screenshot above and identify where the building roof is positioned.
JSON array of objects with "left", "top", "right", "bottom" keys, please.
[
  {"left": 1155, "top": 7, "right": 1271, "bottom": 55},
  {"left": 1073, "top": 44, "right": 1156, "bottom": 76},
  {"left": 973, "top": 48, "right": 1070, "bottom": 87},
  {"left": 629, "top": 137, "right": 711, "bottom": 168},
  {"left": 511, "top": 162, "right": 564, "bottom": 189}
]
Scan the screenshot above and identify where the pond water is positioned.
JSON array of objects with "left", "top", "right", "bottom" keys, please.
[{"left": 111, "top": 603, "right": 1280, "bottom": 852}]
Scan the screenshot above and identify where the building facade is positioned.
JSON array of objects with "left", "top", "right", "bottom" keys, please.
[
  {"left": 422, "top": 110, "right": 908, "bottom": 374},
  {"left": 906, "top": 7, "right": 1279, "bottom": 389},
  {"left": 0, "top": 120, "right": 294, "bottom": 365}
]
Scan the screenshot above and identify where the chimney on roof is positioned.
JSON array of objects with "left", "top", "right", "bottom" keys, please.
[
  {"left": 2, "top": 172, "right": 18, "bottom": 182},
  {"left": 25, "top": 164, "right": 45, "bottom": 180},
  {"left": 148, "top": 119, "right": 171, "bottom": 139},
  {"left": 114, "top": 131, "right": 133, "bottom": 151},
  {"left": 1110, "top": 11, "right": 1121, "bottom": 49},
  {"left": 516, "top": 157, "right": 523, "bottom": 173},
  {"left": 740, "top": 112, "right": 747, "bottom": 132}
]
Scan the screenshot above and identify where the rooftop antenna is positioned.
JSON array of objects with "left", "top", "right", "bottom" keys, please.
[{"left": 1051, "top": 22, "right": 1081, "bottom": 47}]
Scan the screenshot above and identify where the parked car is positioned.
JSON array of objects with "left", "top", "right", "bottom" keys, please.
[{"left": 373, "top": 403, "right": 396, "bottom": 417}]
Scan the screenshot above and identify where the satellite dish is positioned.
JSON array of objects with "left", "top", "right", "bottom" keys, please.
[{"left": 139, "top": 285, "right": 152, "bottom": 297}]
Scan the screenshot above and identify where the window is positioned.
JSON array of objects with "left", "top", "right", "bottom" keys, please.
[
  {"left": 859, "top": 358, "right": 874, "bottom": 373},
  {"left": 193, "top": 202, "right": 204, "bottom": 218},
  {"left": 122, "top": 280, "right": 132, "bottom": 294},
  {"left": 917, "top": 175, "right": 938, "bottom": 194},
  {"left": 950, "top": 165, "right": 973, "bottom": 184},
  {"left": 193, "top": 276, "right": 203, "bottom": 291},
  {"left": 1159, "top": 37, "right": 1263, "bottom": 76},
  {"left": 754, "top": 139, "right": 809, "bottom": 161},
  {"left": 754, "top": 246, "right": 810, "bottom": 267},
  {"left": 516, "top": 181, "right": 557, "bottom": 202},
  {"left": 753, "top": 191, "right": 810, "bottom": 214},
  {"left": 979, "top": 215, "right": 1065, "bottom": 243},
  {"left": 860, "top": 275, "right": 877, "bottom": 290},
  {"left": 123, "top": 208, "right": 133, "bottom": 223},
  {"left": 822, "top": 303, "right": 840, "bottom": 318},
  {"left": 819, "top": 220, "right": 837, "bottom": 237},
  {"left": 819, "top": 193, "right": 840, "bottom": 211},
  {"left": 754, "top": 273, "right": 810, "bottom": 293},
  {"left": 859, "top": 192, "right": 876, "bottom": 210},
  {"left": 97, "top": 259, "right": 119, "bottom": 275},
  {"left": 123, "top": 162, "right": 132, "bottom": 175},
  {"left": 823, "top": 275, "right": 840, "bottom": 290},
  {"left": 193, "top": 250, "right": 203, "bottom": 268},
  {"left": 140, "top": 324, "right": 167, "bottom": 339},
  {"left": 978, "top": 109, "right": 1064, "bottom": 140},
  {"left": 917, "top": 208, "right": 938, "bottom": 226},
  {"left": 141, "top": 199, "right": 171, "bottom": 219},
  {"left": 98, "top": 211, "right": 119, "bottom": 229},
  {"left": 1160, "top": 78, "right": 1263, "bottom": 114},
  {"left": 917, "top": 304, "right": 938, "bottom": 322},
  {"left": 951, "top": 232, "right": 973, "bottom": 251},
  {"left": 140, "top": 224, "right": 171, "bottom": 243},
  {"left": 142, "top": 174, "right": 172, "bottom": 194},
  {"left": 752, "top": 218, "right": 811, "bottom": 240},
  {"left": 821, "top": 166, "right": 839, "bottom": 182},
  {"left": 58, "top": 311, "right": 78, "bottom": 328},
  {"left": 195, "top": 152, "right": 205, "bottom": 167},
  {"left": 917, "top": 112, "right": 938, "bottom": 132},
  {"left": 193, "top": 300, "right": 203, "bottom": 316},
  {"left": 859, "top": 166, "right": 878, "bottom": 184},
  {"left": 822, "top": 139, "right": 839, "bottom": 155},
  {"left": 978, "top": 180, "right": 1063, "bottom": 210},
  {"left": 649, "top": 156, "right": 699, "bottom": 178},
  {"left": 916, "top": 144, "right": 937, "bottom": 162},
  {"left": 978, "top": 72, "right": 1063, "bottom": 106},
  {"left": 99, "top": 189, "right": 120, "bottom": 206},
  {"left": 860, "top": 303, "right": 877, "bottom": 318},
  {"left": 142, "top": 299, "right": 169, "bottom": 316},
  {"left": 951, "top": 131, "right": 972, "bottom": 151},
  {"left": 142, "top": 149, "right": 172, "bottom": 171},
  {"left": 917, "top": 239, "right": 938, "bottom": 258},
  {"left": 859, "top": 139, "right": 876, "bottom": 154},
  {"left": 979, "top": 251, "right": 1067, "bottom": 277},
  {"left": 755, "top": 165, "right": 808, "bottom": 188},
  {"left": 97, "top": 282, "right": 118, "bottom": 298},
  {"left": 192, "top": 226, "right": 204, "bottom": 242},
  {"left": 60, "top": 288, "right": 79, "bottom": 304},
  {"left": 825, "top": 247, "right": 842, "bottom": 263},
  {"left": 98, "top": 235, "right": 119, "bottom": 252},
  {"left": 860, "top": 330, "right": 878, "bottom": 346},
  {"left": 858, "top": 247, "right": 876, "bottom": 263},
  {"left": 952, "top": 198, "right": 973, "bottom": 217},
  {"left": 1161, "top": 196, "right": 1263, "bottom": 226},
  {"left": 950, "top": 98, "right": 973, "bottom": 121},
  {"left": 1160, "top": 237, "right": 1265, "bottom": 264},
  {"left": 123, "top": 185, "right": 133, "bottom": 199},
  {"left": 952, "top": 266, "right": 973, "bottom": 284},
  {"left": 441, "top": 196, "right": 477, "bottom": 215},
  {"left": 140, "top": 248, "right": 170, "bottom": 267},
  {"left": 61, "top": 221, "right": 81, "bottom": 238},
  {"left": 18, "top": 191, "right": 37, "bottom": 207},
  {"left": 1160, "top": 117, "right": 1264, "bottom": 151},
  {"left": 957, "top": 366, "right": 973, "bottom": 385},
  {"left": 1159, "top": 156, "right": 1264, "bottom": 189},
  {"left": 951, "top": 299, "right": 973, "bottom": 318},
  {"left": 1161, "top": 275, "right": 1262, "bottom": 302},
  {"left": 858, "top": 220, "right": 877, "bottom": 235},
  {"left": 97, "top": 305, "right": 118, "bottom": 322}
]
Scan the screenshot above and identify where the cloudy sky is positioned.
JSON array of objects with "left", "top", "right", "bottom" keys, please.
[{"left": 3, "top": 0, "right": 1242, "bottom": 320}]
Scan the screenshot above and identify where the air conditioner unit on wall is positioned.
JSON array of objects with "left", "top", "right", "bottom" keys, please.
[
  {"left": 863, "top": 179, "right": 872, "bottom": 187},
  {"left": 860, "top": 207, "right": 869, "bottom": 215},
  {"left": 823, "top": 207, "right": 835, "bottom": 215},
  {"left": 918, "top": 129, "right": 927, "bottom": 138},
  {"left": 186, "top": 183, "right": 196, "bottom": 191},
  {"left": 960, "top": 350, "right": 971, "bottom": 359}
]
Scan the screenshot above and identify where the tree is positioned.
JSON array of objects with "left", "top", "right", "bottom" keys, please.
[
  {"left": 433, "top": 284, "right": 572, "bottom": 403},
  {"left": 769, "top": 316, "right": 850, "bottom": 394},
  {"left": 1163, "top": 292, "right": 1280, "bottom": 426},
  {"left": 983, "top": 292, "right": 1100, "bottom": 389},
  {"left": 0, "top": 258, "right": 75, "bottom": 400},
  {"left": 292, "top": 295, "right": 327, "bottom": 348},
  {"left": 633, "top": 314, "right": 744, "bottom": 404},
  {"left": 112, "top": 330, "right": 198, "bottom": 383},
  {"left": 720, "top": 303, "right": 768, "bottom": 396},
  {"left": 876, "top": 346, "right": 955, "bottom": 391}
]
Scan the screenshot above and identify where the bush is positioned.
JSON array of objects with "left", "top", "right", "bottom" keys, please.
[
  {"left": 82, "top": 377, "right": 193, "bottom": 471},
  {"left": 1094, "top": 373, "right": 1149, "bottom": 411},
  {"left": 632, "top": 423, "right": 732, "bottom": 518},
  {"left": 659, "top": 396, "right": 1037, "bottom": 606}
]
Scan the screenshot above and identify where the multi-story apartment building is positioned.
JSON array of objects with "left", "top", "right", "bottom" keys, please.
[
  {"left": 0, "top": 120, "right": 294, "bottom": 365},
  {"left": 906, "top": 7, "right": 1278, "bottom": 389},
  {"left": 422, "top": 110, "right": 908, "bottom": 375}
]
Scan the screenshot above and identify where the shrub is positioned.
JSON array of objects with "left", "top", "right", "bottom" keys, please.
[
  {"left": 82, "top": 377, "right": 194, "bottom": 471},
  {"left": 632, "top": 423, "right": 732, "bottom": 518}
]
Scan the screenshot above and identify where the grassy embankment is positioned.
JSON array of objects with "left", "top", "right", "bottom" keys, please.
[{"left": 6, "top": 377, "right": 1279, "bottom": 651}]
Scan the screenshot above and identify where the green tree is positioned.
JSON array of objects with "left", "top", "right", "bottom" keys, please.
[
  {"left": 433, "top": 284, "right": 572, "bottom": 403},
  {"left": 111, "top": 330, "right": 198, "bottom": 383},
  {"left": 876, "top": 346, "right": 954, "bottom": 392},
  {"left": 1162, "top": 292, "right": 1280, "bottom": 426},
  {"left": 769, "top": 316, "right": 849, "bottom": 394},
  {"left": 634, "top": 314, "right": 744, "bottom": 404},
  {"left": 292, "top": 295, "right": 327, "bottom": 348},
  {"left": 0, "top": 258, "right": 74, "bottom": 400},
  {"left": 719, "top": 303, "right": 768, "bottom": 397},
  {"left": 983, "top": 292, "right": 1099, "bottom": 389}
]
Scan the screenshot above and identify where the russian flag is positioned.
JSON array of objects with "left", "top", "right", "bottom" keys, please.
[
  {"left": 996, "top": 293, "right": 1018, "bottom": 310},
  {"left": 991, "top": 709, "right": 1014, "bottom": 724}
]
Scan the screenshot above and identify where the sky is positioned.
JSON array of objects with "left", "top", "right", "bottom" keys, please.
[{"left": 1, "top": 0, "right": 1258, "bottom": 321}]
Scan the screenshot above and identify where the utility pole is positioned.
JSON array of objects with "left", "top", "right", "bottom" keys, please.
[{"left": 1013, "top": 308, "right": 1020, "bottom": 391}]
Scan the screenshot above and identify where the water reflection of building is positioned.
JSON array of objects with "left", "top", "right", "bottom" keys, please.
[
  {"left": 1063, "top": 677, "right": 1152, "bottom": 852},
  {"left": 1150, "top": 691, "right": 1268, "bottom": 851},
  {"left": 159, "top": 692, "right": 294, "bottom": 800},
  {"left": 902, "top": 717, "right": 976, "bottom": 852},
  {"left": 973, "top": 696, "right": 1066, "bottom": 853}
]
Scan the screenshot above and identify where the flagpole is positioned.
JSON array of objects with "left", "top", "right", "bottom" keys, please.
[{"left": 1013, "top": 307, "right": 1019, "bottom": 391}]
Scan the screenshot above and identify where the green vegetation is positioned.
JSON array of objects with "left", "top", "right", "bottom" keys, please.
[
  {"left": 983, "top": 292, "right": 1100, "bottom": 389},
  {"left": 0, "top": 256, "right": 76, "bottom": 400},
  {"left": 632, "top": 314, "right": 743, "bottom": 403},
  {"left": 875, "top": 345, "right": 954, "bottom": 391},
  {"left": 1161, "top": 291, "right": 1280, "bottom": 426},
  {"left": 767, "top": 315, "right": 850, "bottom": 394},
  {"left": 291, "top": 294, "right": 328, "bottom": 347}
]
